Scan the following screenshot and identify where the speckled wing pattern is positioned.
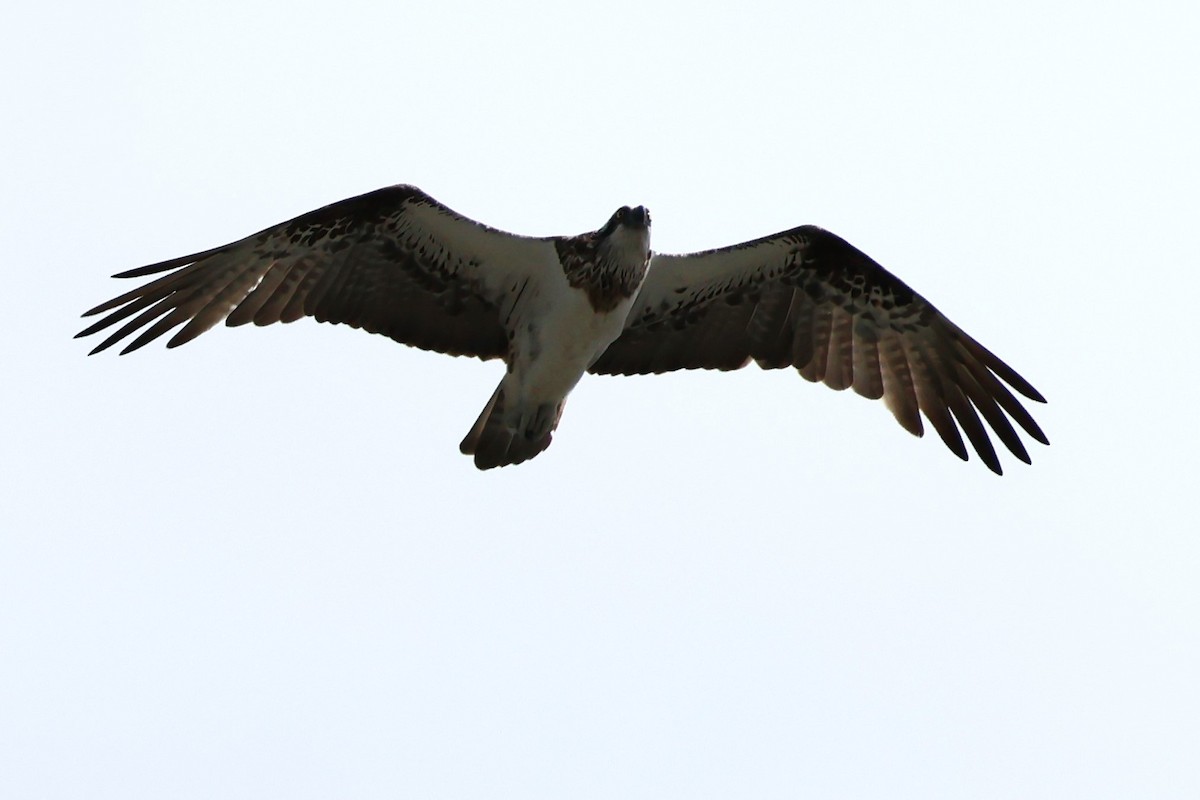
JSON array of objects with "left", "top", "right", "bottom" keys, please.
[
  {"left": 590, "top": 226, "right": 1048, "bottom": 474},
  {"left": 77, "top": 185, "right": 552, "bottom": 360}
]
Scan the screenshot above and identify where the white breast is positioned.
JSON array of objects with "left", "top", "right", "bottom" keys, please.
[{"left": 506, "top": 273, "right": 637, "bottom": 405}]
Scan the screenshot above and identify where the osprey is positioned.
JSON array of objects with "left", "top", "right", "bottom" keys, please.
[{"left": 78, "top": 185, "right": 1048, "bottom": 473}]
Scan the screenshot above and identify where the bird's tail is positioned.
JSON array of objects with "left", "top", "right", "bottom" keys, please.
[{"left": 459, "top": 385, "right": 564, "bottom": 470}]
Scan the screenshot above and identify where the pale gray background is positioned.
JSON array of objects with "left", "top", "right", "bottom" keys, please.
[{"left": 3, "top": 1, "right": 1198, "bottom": 798}]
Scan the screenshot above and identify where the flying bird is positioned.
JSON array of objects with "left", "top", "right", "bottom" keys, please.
[{"left": 78, "top": 185, "right": 1048, "bottom": 473}]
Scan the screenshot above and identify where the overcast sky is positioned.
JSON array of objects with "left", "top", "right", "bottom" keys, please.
[{"left": 3, "top": 1, "right": 1198, "bottom": 798}]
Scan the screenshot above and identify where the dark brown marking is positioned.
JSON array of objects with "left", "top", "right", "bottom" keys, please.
[{"left": 555, "top": 234, "right": 648, "bottom": 313}]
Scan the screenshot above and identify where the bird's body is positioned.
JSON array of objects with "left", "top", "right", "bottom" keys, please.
[
  {"left": 459, "top": 286, "right": 633, "bottom": 467},
  {"left": 78, "top": 185, "right": 1048, "bottom": 473},
  {"left": 459, "top": 210, "right": 651, "bottom": 467}
]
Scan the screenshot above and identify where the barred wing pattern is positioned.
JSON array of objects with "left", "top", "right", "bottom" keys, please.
[
  {"left": 77, "top": 186, "right": 555, "bottom": 360},
  {"left": 591, "top": 226, "right": 1048, "bottom": 474}
]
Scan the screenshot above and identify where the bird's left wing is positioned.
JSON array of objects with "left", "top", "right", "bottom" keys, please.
[
  {"left": 78, "top": 185, "right": 557, "bottom": 360},
  {"left": 590, "top": 225, "right": 1048, "bottom": 473}
]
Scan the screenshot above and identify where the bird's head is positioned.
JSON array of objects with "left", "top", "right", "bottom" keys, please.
[
  {"left": 603, "top": 205, "right": 651, "bottom": 232},
  {"left": 598, "top": 205, "right": 652, "bottom": 264}
]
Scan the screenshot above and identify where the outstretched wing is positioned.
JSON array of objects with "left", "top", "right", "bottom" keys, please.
[
  {"left": 590, "top": 226, "right": 1048, "bottom": 474},
  {"left": 78, "top": 185, "right": 558, "bottom": 360}
]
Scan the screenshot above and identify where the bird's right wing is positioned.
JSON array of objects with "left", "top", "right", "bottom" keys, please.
[{"left": 78, "top": 185, "right": 559, "bottom": 360}]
